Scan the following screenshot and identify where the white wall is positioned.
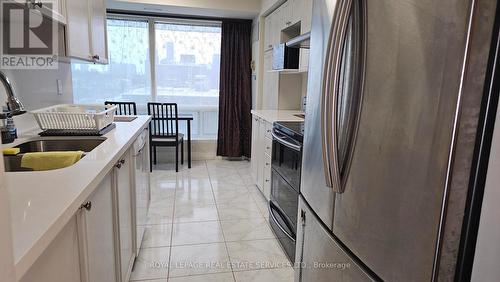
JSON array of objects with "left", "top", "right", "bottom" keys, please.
[
  {"left": 154, "top": 140, "right": 217, "bottom": 164},
  {"left": 0, "top": 62, "right": 74, "bottom": 133},
  {"left": 0, "top": 147, "right": 16, "bottom": 282},
  {"left": 471, "top": 102, "right": 500, "bottom": 281}
]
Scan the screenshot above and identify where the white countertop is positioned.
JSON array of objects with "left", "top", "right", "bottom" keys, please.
[
  {"left": 3, "top": 116, "right": 151, "bottom": 279},
  {"left": 250, "top": 110, "right": 305, "bottom": 123}
]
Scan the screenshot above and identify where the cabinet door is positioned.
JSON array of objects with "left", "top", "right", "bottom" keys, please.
[
  {"left": 134, "top": 134, "right": 150, "bottom": 255},
  {"left": 251, "top": 115, "right": 260, "bottom": 184},
  {"left": 257, "top": 118, "right": 268, "bottom": 191},
  {"left": 32, "top": 0, "right": 66, "bottom": 24},
  {"left": 20, "top": 217, "right": 81, "bottom": 282},
  {"left": 264, "top": 16, "right": 273, "bottom": 51},
  {"left": 262, "top": 51, "right": 279, "bottom": 109},
  {"left": 290, "top": 0, "right": 302, "bottom": 28},
  {"left": 271, "top": 7, "right": 283, "bottom": 46},
  {"left": 263, "top": 152, "right": 272, "bottom": 199},
  {"left": 281, "top": 0, "right": 292, "bottom": 29},
  {"left": 115, "top": 150, "right": 135, "bottom": 282},
  {"left": 78, "top": 172, "right": 118, "bottom": 282},
  {"left": 300, "top": 0, "right": 313, "bottom": 33},
  {"left": 89, "top": 0, "right": 108, "bottom": 63},
  {"left": 66, "top": 0, "right": 91, "bottom": 61}
]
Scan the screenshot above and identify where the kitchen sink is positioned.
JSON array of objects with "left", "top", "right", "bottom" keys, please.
[{"left": 3, "top": 137, "right": 106, "bottom": 172}]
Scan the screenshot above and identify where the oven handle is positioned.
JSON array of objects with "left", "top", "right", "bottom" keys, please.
[
  {"left": 269, "top": 202, "right": 296, "bottom": 243},
  {"left": 272, "top": 130, "right": 302, "bottom": 152}
]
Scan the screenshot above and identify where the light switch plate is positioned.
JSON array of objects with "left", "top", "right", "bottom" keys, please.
[{"left": 56, "top": 79, "right": 63, "bottom": 95}]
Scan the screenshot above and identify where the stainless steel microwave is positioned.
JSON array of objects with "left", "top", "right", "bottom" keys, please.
[{"left": 272, "top": 43, "right": 300, "bottom": 70}]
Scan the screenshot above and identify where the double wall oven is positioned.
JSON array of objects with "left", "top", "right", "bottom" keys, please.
[{"left": 269, "top": 121, "right": 304, "bottom": 263}]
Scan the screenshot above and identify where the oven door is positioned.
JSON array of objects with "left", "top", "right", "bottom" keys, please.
[
  {"left": 271, "top": 169, "right": 299, "bottom": 230},
  {"left": 271, "top": 128, "right": 302, "bottom": 191},
  {"left": 269, "top": 168, "right": 299, "bottom": 263}
]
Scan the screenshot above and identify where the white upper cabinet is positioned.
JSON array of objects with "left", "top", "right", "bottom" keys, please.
[
  {"left": 264, "top": 16, "right": 273, "bottom": 51},
  {"left": 66, "top": 0, "right": 91, "bottom": 61},
  {"left": 89, "top": 0, "right": 108, "bottom": 64},
  {"left": 280, "top": 0, "right": 293, "bottom": 30},
  {"left": 286, "top": 0, "right": 313, "bottom": 33},
  {"left": 20, "top": 0, "right": 67, "bottom": 24},
  {"left": 300, "top": 0, "right": 313, "bottom": 33},
  {"left": 66, "top": 0, "right": 108, "bottom": 63}
]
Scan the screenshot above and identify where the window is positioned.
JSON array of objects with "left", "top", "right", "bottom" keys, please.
[
  {"left": 154, "top": 22, "right": 221, "bottom": 139},
  {"left": 72, "top": 19, "right": 151, "bottom": 113},
  {"left": 71, "top": 16, "right": 222, "bottom": 139}
]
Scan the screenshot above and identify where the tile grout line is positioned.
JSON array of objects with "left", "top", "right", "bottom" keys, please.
[
  {"left": 205, "top": 160, "right": 238, "bottom": 282},
  {"left": 139, "top": 237, "right": 280, "bottom": 250},
  {"left": 165, "top": 165, "right": 179, "bottom": 281}
]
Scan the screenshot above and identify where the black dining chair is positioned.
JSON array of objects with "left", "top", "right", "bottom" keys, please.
[
  {"left": 105, "top": 101, "right": 137, "bottom": 115},
  {"left": 148, "top": 102, "right": 184, "bottom": 172}
]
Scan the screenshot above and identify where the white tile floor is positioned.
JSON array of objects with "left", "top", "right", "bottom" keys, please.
[{"left": 130, "top": 160, "right": 294, "bottom": 282}]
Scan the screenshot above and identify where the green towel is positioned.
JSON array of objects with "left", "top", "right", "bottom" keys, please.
[{"left": 21, "top": 151, "right": 84, "bottom": 171}]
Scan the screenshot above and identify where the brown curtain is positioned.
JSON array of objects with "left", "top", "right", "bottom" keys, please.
[{"left": 217, "top": 20, "right": 252, "bottom": 158}]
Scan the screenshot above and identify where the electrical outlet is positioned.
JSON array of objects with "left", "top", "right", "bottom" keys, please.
[{"left": 56, "top": 79, "right": 63, "bottom": 95}]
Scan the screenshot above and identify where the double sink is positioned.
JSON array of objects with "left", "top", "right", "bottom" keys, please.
[{"left": 3, "top": 138, "right": 106, "bottom": 172}]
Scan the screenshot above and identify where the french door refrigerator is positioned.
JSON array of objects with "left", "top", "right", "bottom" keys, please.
[{"left": 296, "top": 0, "right": 494, "bottom": 281}]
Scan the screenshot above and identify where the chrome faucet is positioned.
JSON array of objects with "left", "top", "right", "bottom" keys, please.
[
  {"left": 0, "top": 71, "right": 25, "bottom": 119},
  {"left": 0, "top": 71, "right": 25, "bottom": 143}
]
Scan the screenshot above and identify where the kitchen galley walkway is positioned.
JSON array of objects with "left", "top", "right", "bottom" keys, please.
[{"left": 130, "top": 160, "right": 294, "bottom": 282}]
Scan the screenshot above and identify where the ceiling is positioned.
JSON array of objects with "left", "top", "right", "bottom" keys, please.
[{"left": 107, "top": 0, "right": 262, "bottom": 19}]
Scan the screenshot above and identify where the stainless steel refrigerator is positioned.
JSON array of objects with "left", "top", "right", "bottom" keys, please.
[{"left": 296, "top": 0, "right": 495, "bottom": 281}]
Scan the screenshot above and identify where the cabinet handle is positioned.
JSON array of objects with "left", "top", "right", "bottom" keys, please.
[
  {"left": 265, "top": 179, "right": 270, "bottom": 182},
  {"left": 266, "top": 162, "right": 270, "bottom": 166},
  {"left": 80, "top": 201, "right": 92, "bottom": 211},
  {"left": 116, "top": 159, "right": 126, "bottom": 168},
  {"left": 29, "top": 1, "right": 43, "bottom": 8},
  {"left": 267, "top": 146, "right": 271, "bottom": 150}
]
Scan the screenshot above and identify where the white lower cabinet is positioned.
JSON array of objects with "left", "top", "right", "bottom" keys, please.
[
  {"left": 77, "top": 172, "right": 118, "bottom": 282},
  {"left": 251, "top": 116, "right": 260, "bottom": 185},
  {"left": 78, "top": 149, "right": 135, "bottom": 282},
  {"left": 20, "top": 138, "right": 149, "bottom": 282},
  {"left": 114, "top": 150, "right": 135, "bottom": 282},
  {"left": 263, "top": 153, "right": 272, "bottom": 199},
  {"left": 19, "top": 217, "right": 81, "bottom": 282},
  {"left": 251, "top": 114, "right": 273, "bottom": 200}
]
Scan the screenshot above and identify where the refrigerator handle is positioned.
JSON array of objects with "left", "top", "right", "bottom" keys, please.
[{"left": 321, "top": 0, "right": 354, "bottom": 191}]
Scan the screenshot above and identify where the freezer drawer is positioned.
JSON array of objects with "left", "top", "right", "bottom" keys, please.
[{"left": 295, "top": 196, "right": 376, "bottom": 282}]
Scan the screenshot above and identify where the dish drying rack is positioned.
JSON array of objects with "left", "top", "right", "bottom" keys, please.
[{"left": 31, "top": 104, "right": 117, "bottom": 136}]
